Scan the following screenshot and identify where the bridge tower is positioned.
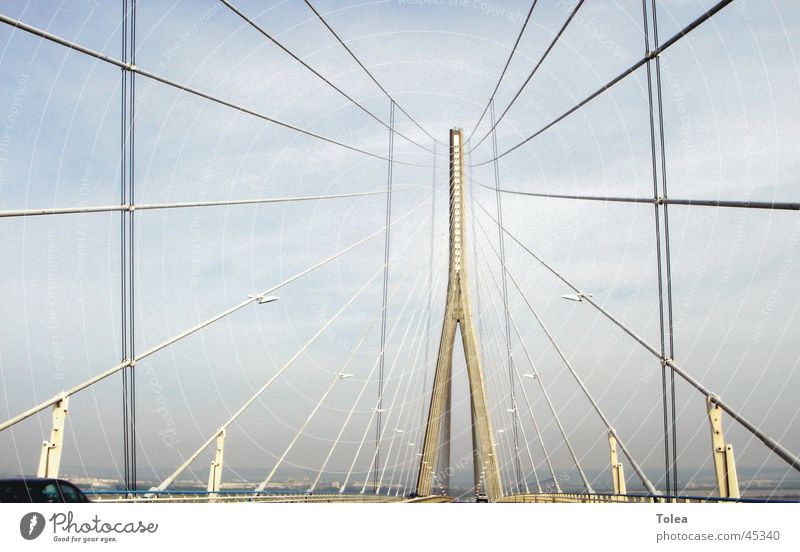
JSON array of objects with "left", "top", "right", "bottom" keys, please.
[{"left": 416, "top": 128, "right": 503, "bottom": 501}]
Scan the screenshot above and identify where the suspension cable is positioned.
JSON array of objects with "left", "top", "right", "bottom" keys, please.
[
  {"left": 465, "top": 162, "right": 493, "bottom": 498},
  {"left": 0, "top": 12, "right": 427, "bottom": 167},
  {"left": 472, "top": 204, "right": 659, "bottom": 494},
  {"left": 473, "top": 197, "right": 800, "bottom": 474},
  {"left": 256, "top": 373, "right": 348, "bottom": 492},
  {"left": 398, "top": 196, "right": 442, "bottom": 496},
  {"left": 307, "top": 267, "right": 427, "bottom": 493},
  {"left": 641, "top": 0, "right": 672, "bottom": 495},
  {"left": 466, "top": 151, "right": 509, "bottom": 498},
  {"left": 173, "top": 204, "right": 454, "bottom": 492},
  {"left": 478, "top": 299, "right": 524, "bottom": 496},
  {"left": 364, "top": 291, "right": 433, "bottom": 494},
  {"left": 472, "top": 0, "right": 736, "bottom": 166},
  {"left": 374, "top": 100, "right": 395, "bottom": 490},
  {"left": 0, "top": 199, "right": 428, "bottom": 433},
  {"left": 468, "top": 0, "right": 585, "bottom": 154},
  {"left": 471, "top": 180, "right": 799, "bottom": 210},
  {"left": 392, "top": 418, "right": 420, "bottom": 496},
  {"left": 154, "top": 257, "right": 390, "bottom": 492},
  {"left": 489, "top": 100, "right": 522, "bottom": 490},
  {"left": 377, "top": 301, "right": 434, "bottom": 494},
  {"left": 474, "top": 234, "right": 591, "bottom": 493},
  {"left": 302, "top": 0, "right": 445, "bottom": 148},
  {"left": 379, "top": 258, "right": 446, "bottom": 496},
  {"left": 376, "top": 218, "right": 437, "bottom": 497},
  {"left": 474, "top": 267, "right": 541, "bottom": 494},
  {"left": 464, "top": 0, "right": 540, "bottom": 144},
  {"left": 401, "top": 140, "right": 438, "bottom": 491},
  {"left": 0, "top": 187, "right": 419, "bottom": 218},
  {"left": 393, "top": 274, "right": 446, "bottom": 498},
  {"left": 308, "top": 148, "right": 438, "bottom": 493},
  {"left": 392, "top": 345, "right": 437, "bottom": 496},
  {"left": 219, "top": 0, "right": 437, "bottom": 155},
  {"left": 467, "top": 227, "right": 517, "bottom": 496},
  {"left": 400, "top": 372, "right": 431, "bottom": 495},
  {"left": 472, "top": 223, "right": 553, "bottom": 494},
  {"left": 649, "top": 0, "right": 679, "bottom": 497},
  {"left": 11, "top": 180, "right": 795, "bottom": 219},
  {"left": 311, "top": 260, "right": 440, "bottom": 492},
  {"left": 477, "top": 209, "right": 520, "bottom": 494},
  {"left": 341, "top": 283, "right": 430, "bottom": 493},
  {"left": 119, "top": 0, "right": 136, "bottom": 493},
  {"left": 254, "top": 326, "right": 372, "bottom": 492}
]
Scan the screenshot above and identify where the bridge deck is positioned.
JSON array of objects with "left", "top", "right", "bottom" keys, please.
[
  {"left": 496, "top": 493, "right": 788, "bottom": 504},
  {"left": 89, "top": 493, "right": 404, "bottom": 504},
  {"left": 84, "top": 491, "right": 795, "bottom": 503}
]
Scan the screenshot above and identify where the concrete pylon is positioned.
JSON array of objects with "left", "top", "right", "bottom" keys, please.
[{"left": 415, "top": 128, "right": 503, "bottom": 501}]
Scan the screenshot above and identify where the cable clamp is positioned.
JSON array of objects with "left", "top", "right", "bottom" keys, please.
[
  {"left": 646, "top": 50, "right": 660, "bottom": 60},
  {"left": 656, "top": 196, "right": 666, "bottom": 206}
]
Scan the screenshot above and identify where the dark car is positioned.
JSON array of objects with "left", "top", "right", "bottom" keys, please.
[{"left": 0, "top": 477, "right": 90, "bottom": 503}]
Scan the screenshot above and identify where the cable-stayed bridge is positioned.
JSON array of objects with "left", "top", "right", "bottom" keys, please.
[{"left": 1, "top": 0, "right": 799, "bottom": 504}]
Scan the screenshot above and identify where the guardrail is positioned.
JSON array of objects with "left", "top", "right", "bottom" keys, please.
[
  {"left": 497, "top": 492, "right": 798, "bottom": 504},
  {"left": 84, "top": 490, "right": 404, "bottom": 504}
]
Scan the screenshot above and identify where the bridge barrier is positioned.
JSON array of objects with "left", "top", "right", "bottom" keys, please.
[{"left": 497, "top": 493, "right": 797, "bottom": 504}]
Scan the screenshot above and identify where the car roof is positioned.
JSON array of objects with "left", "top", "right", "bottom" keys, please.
[{"left": 0, "top": 477, "right": 66, "bottom": 483}]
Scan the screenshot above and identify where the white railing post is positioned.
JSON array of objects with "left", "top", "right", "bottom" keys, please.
[
  {"left": 608, "top": 429, "right": 626, "bottom": 496},
  {"left": 707, "top": 397, "right": 740, "bottom": 499},
  {"left": 37, "top": 394, "right": 69, "bottom": 478},
  {"left": 207, "top": 429, "right": 226, "bottom": 501}
]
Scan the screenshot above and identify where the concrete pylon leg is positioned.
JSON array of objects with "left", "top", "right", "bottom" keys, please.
[
  {"left": 460, "top": 303, "right": 503, "bottom": 500},
  {"left": 415, "top": 128, "right": 503, "bottom": 501},
  {"left": 417, "top": 302, "right": 458, "bottom": 497},
  {"left": 469, "top": 394, "right": 480, "bottom": 492},
  {"left": 436, "top": 363, "right": 452, "bottom": 493}
]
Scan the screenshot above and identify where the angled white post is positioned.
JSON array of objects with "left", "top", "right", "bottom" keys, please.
[
  {"left": 37, "top": 394, "right": 69, "bottom": 478},
  {"left": 707, "top": 397, "right": 740, "bottom": 499},
  {"left": 207, "top": 429, "right": 226, "bottom": 501},
  {"left": 608, "top": 429, "right": 626, "bottom": 496}
]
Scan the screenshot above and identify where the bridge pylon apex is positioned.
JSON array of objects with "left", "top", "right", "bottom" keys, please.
[{"left": 415, "top": 128, "right": 503, "bottom": 502}]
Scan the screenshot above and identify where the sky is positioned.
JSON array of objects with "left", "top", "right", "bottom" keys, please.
[{"left": 0, "top": 0, "right": 799, "bottom": 495}]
